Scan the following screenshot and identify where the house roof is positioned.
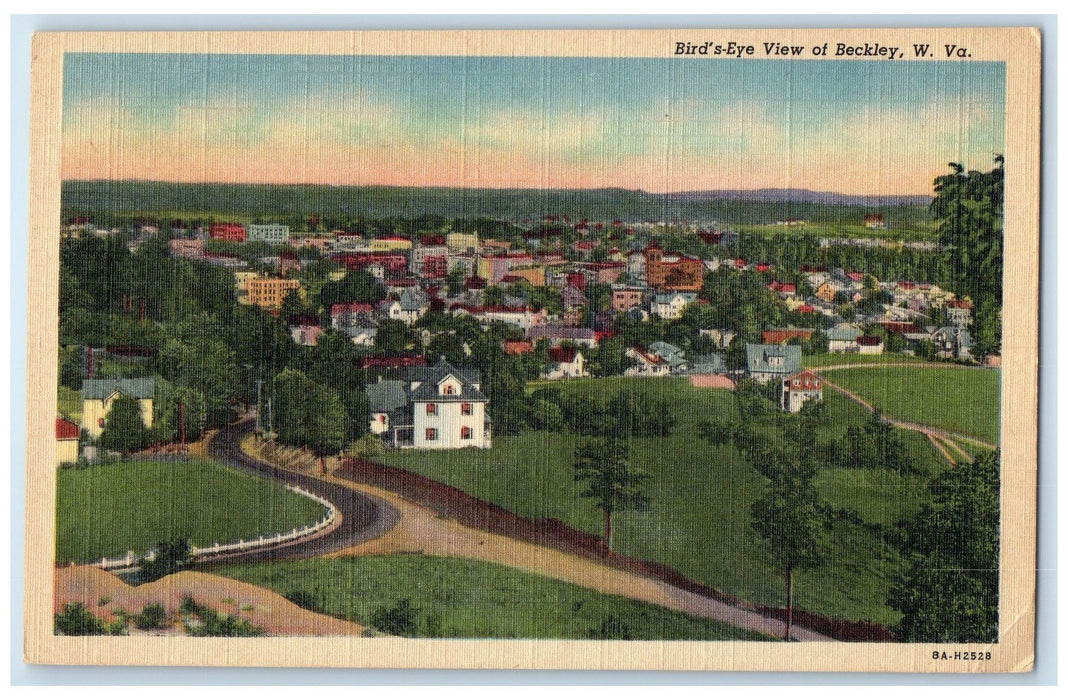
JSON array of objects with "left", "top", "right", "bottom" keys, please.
[
  {"left": 648, "top": 341, "right": 684, "bottom": 360},
  {"left": 690, "top": 353, "right": 726, "bottom": 374},
  {"left": 409, "top": 358, "right": 487, "bottom": 402},
  {"left": 745, "top": 344, "right": 802, "bottom": 375},
  {"left": 528, "top": 325, "right": 596, "bottom": 341},
  {"left": 366, "top": 380, "right": 409, "bottom": 413},
  {"left": 762, "top": 329, "right": 812, "bottom": 345},
  {"left": 857, "top": 335, "right": 883, "bottom": 346},
  {"left": 81, "top": 377, "right": 155, "bottom": 400},
  {"left": 56, "top": 417, "right": 79, "bottom": 440},
  {"left": 827, "top": 326, "right": 860, "bottom": 341},
  {"left": 548, "top": 347, "right": 580, "bottom": 363}
]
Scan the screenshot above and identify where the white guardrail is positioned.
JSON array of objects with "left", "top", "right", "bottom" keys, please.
[{"left": 86, "top": 484, "right": 339, "bottom": 571}]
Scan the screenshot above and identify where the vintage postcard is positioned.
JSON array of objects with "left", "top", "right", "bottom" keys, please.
[{"left": 24, "top": 27, "right": 1040, "bottom": 672}]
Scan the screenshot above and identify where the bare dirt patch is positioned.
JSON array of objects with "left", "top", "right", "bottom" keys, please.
[{"left": 54, "top": 565, "right": 365, "bottom": 637}]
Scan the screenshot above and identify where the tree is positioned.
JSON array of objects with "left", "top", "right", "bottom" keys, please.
[
  {"left": 606, "top": 388, "right": 675, "bottom": 438},
  {"left": 573, "top": 435, "right": 649, "bottom": 552},
  {"left": 98, "top": 395, "right": 151, "bottom": 453},
  {"left": 139, "top": 537, "right": 191, "bottom": 583},
  {"left": 889, "top": 452, "right": 999, "bottom": 642},
  {"left": 151, "top": 379, "right": 207, "bottom": 444},
  {"left": 272, "top": 369, "right": 348, "bottom": 472},
  {"left": 750, "top": 458, "right": 825, "bottom": 641}
]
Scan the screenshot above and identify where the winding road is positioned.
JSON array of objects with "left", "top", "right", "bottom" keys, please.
[{"left": 202, "top": 419, "right": 400, "bottom": 562}]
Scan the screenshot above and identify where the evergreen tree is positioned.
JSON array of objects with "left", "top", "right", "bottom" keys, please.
[{"left": 98, "top": 395, "right": 151, "bottom": 453}]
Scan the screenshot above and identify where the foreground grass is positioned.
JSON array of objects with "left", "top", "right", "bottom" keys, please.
[
  {"left": 381, "top": 378, "right": 942, "bottom": 627},
  {"left": 820, "top": 366, "right": 1000, "bottom": 444},
  {"left": 55, "top": 459, "right": 326, "bottom": 563},
  {"left": 211, "top": 555, "right": 772, "bottom": 640}
]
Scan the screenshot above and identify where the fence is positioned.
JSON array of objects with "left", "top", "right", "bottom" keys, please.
[{"left": 86, "top": 484, "right": 339, "bottom": 572}]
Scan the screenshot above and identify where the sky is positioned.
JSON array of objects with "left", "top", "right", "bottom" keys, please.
[{"left": 61, "top": 53, "right": 1005, "bottom": 196}]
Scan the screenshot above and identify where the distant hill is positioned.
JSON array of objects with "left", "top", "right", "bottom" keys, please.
[
  {"left": 61, "top": 180, "right": 931, "bottom": 227},
  {"left": 671, "top": 189, "right": 931, "bottom": 207}
]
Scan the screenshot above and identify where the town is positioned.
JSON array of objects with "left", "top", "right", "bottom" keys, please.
[{"left": 54, "top": 169, "right": 1002, "bottom": 643}]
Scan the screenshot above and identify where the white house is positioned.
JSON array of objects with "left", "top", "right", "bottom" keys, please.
[
  {"left": 650, "top": 292, "right": 697, "bottom": 320},
  {"left": 365, "top": 358, "right": 491, "bottom": 449},
  {"left": 541, "top": 347, "right": 588, "bottom": 380},
  {"left": 781, "top": 370, "right": 823, "bottom": 413},
  {"left": 380, "top": 289, "right": 428, "bottom": 326},
  {"left": 624, "top": 347, "right": 670, "bottom": 377},
  {"left": 827, "top": 324, "right": 861, "bottom": 353}
]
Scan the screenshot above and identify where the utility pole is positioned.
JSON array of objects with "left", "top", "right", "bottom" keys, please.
[{"left": 254, "top": 379, "right": 263, "bottom": 435}]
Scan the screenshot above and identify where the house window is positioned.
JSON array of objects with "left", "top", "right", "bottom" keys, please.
[
  {"left": 461, "top": 426, "right": 472, "bottom": 440},
  {"left": 379, "top": 415, "right": 386, "bottom": 424},
  {"left": 426, "top": 403, "right": 437, "bottom": 415},
  {"left": 462, "top": 403, "right": 472, "bottom": 415},
  {"left": 443, "top": 384, "right": 455, "bottom": 395},
  {"left": 426, "top": 428, "right": 437, "bottom": 441}
]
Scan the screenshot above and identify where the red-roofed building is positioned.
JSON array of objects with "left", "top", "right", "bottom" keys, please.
[
  {"left": 542, "top": 346, "right": 588, "bottom": 380},
  {"left": 55, "top": 417, "right": 80, "bottom": 466},
  {"left": 798, "top": 304, "right": 816, "bottom": 314},
  {"left": 857, "top": 335, "right": 885, "bottom": 355},
  {"left": 624, "top": 347, "right": 669, "bottom": 377},
  {"left": 781, "top": 370, "right": 823, "bottom": 413},
  {"left": 756, "top": 263, "right": 772, "bottom": 273},
  {"left": 503, "top": 341, "right": 535, "bottom": 355},
  {"left": 762, "top": 329, "right": 813, "bottom": 345},
  {"left": 209, "top": 222, "right": 246, "bottom": 242}
]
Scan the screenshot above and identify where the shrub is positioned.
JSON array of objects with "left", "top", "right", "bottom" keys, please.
[
  {"left": 133, "top": 603, "right": 169, "bottom": 630},
  {"left": 370, "top": 598, "right": 420, "bottom": 637},
  {"left": 138, "top": 537, "right": 191, "bottom": 583},
  {"left": 55, "top": 602, "right": 107, "bottom": 636}
]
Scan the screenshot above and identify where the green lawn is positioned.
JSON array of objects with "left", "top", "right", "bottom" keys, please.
[
  {"left": 55, "top": 459, "right": 327, "bottom": 563},
  {"left": 380, "top": 377, "right": 942, "bottom": 627},
  {"left": 58, "top": 386, "right": 81, "bottom": 423},
  {"left": 816, "top": 432, "right": 946, "bottom": 527},
  {"left": 802, "top": 352, "right": 925, "bottom": 368},
  {"left": 210, "top": 555, "right": 772, "bottom": 640},
  {"left": 820, "top": 366, "right": 1000, "bottom": 444}
]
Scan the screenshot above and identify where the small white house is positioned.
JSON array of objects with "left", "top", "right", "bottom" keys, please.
[
  {"left": 624, "top": 347, "right": 670, "bottom": 377},
  {"left": 541, "top": 347, "right": 588, "bottom": 380}
]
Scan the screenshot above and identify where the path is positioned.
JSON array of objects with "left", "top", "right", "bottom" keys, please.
[
  {"left": 812, "top": 372, "right": 996, "bottom": 463},
  {"left": 241, "top": 434, "right": 832, "bottom": 641}
]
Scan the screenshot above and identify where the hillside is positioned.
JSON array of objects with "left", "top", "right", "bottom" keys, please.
[{"left": 61, "top": 179, "right": 932, "bottom": 230}]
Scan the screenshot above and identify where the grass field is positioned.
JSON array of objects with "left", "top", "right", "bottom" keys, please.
[
  {"left": 55, "top": 459, "right": 326, "bottom": 563},
  {"left": 210, "top": 555, "right": 772, "bottom": 640},
  {"left": 801, "top": 352, "right": 925, "bottom": 368},
  {"left": 820, "top": 366, "right": 1000, "bottom": 444},
  {"left": 57, "top": 386, "right": 81, "bottom": 422},
  {"left": 380, "top": 377, "right": 944, "bottom": 626}
]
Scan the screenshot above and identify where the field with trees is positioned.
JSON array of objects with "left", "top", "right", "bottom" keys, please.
[
  {"left": 55, "top": 459, "right": 326, "bottom": 563},
  {"left": 210, "top": 554, "right": 772, "bottom": 640},
  {"left": 379, "top": 377, "right": 947, "bottom": 627}
]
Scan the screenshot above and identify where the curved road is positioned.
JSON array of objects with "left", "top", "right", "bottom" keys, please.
[{"left": 202, "top": 419, "right": 400, "bottom": 563}]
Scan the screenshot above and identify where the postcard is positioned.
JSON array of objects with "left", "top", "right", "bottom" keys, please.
[{"left": 24, "top": 27, "right": 1040, "bottom": 672}]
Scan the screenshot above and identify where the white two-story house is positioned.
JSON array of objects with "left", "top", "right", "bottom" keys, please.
[{"left": 366, "top": 358, "right": 491, "bottom": 449}]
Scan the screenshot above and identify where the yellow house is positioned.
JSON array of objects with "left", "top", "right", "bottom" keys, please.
[
  {"left": 55, "top": 417, "right": 80, "bottom": 466},
  {"left": 369, "top": 236, "right": 413, "bottom": 252},
  {"left": 446, "top": 232, "right": 479, "bottom": 253},
  {"left": 81, "top": 377, "right": 155, "bottom": 439}
]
